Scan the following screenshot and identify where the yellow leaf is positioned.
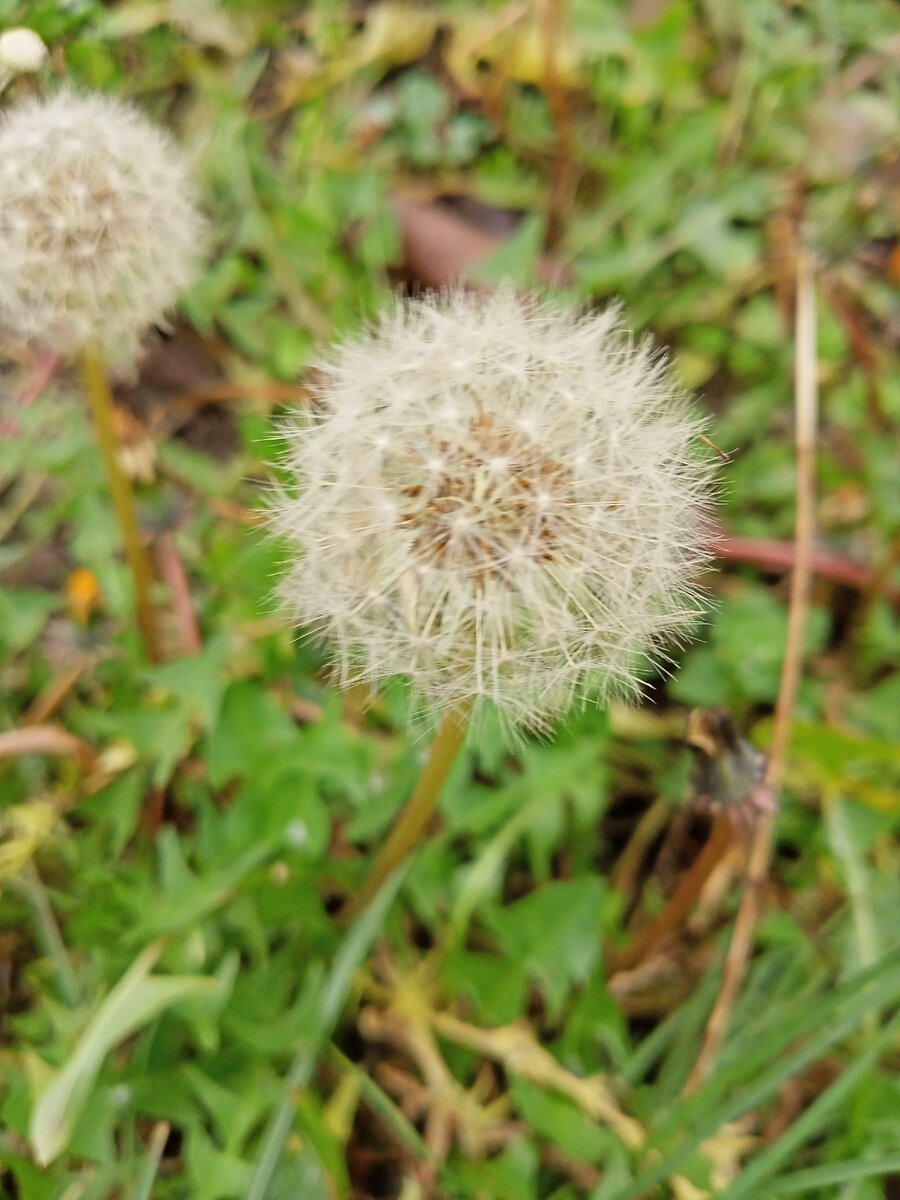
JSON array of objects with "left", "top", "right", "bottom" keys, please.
[{"left": 0, "top": 801, "right": 57, "bottom": 881}]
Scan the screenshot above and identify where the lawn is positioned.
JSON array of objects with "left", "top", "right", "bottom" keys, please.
[{"left": 2, "top": 2, "right": 900, "bottom": 1198}]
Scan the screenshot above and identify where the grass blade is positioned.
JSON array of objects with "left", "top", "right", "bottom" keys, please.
[
  {"left": 246, "top": 867, "right": 406, "bottom": 1200},
  {"left": 757, "top": 1154, "right": 900, "bottom": 1196},
  {"left": 605, "top": 955, "right": 900, "bottom": 1200},
  {"left": 716, "top": 1007, "right": 900, "bottom": 1200}
]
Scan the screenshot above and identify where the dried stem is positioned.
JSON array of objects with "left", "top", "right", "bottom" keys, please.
[
  {"left": 538, "top": 0, "right": 577, "bottom": 250},
  {"left": 610, "top": 794, "right": 671, "bottom": 903},
  {"left": 429, "top": 1010, "right": 644, "bottom": 1149},
  {"left": 608, "top": 814, "right": 735, "bottom": 974},
  {"left": 687, "top": 250, "right": 818, "bottom": 1089},
  {"left": 80, "top": 341, "right": 162, "bottom": 663},
  {"left": 24, "top": 662, "right": 87, "bottom": 725},
  {"left": 0, "top": 723, "right": 96, "bottom": 770},
  {"left": 158, "top": 532, "right": 202, "bottom": 655},
  {"left": 133, "top": 1122, "right": 171, "bottom": 1200},
  {"left": 341, "top": 701, "right": 472, "bottom": 923}
]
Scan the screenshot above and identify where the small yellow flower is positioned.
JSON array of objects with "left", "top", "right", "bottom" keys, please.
[{"left": 66, "top": 567, "right": 102, "bottom": 625}]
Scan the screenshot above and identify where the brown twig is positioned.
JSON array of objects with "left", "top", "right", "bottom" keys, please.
[
  {"left": 0, "top": 661, "right": 88, "bottom": 790},
  {"left": 23, "top": 662, "right": 87, "bottom": 726},
  {"left": 687, "top": 249, "right": 818, "bottom": 1089},
  {"left": 610, "top": 795, "right": 672, "bottom": 904},
  {"left": 538, "top": 0, "right": 577, "bottom": 249},
  {"left": 80, "top": 342, "right": 163, "bottom": 664},
  {"left": 607, "top": 814, "right": 736, "bottom": 974},
  {"left": 0, "top": 724, "right": 96, "bottom": 771},
  {"left": 157, "top": 533, "right": 202, "bottom": 656},
  {"left": 708, "top": 531, "right": 899, "bottom": 605},
  {"left": 358, "top": 1003, "right": 514, "bottom": 1162},
  {"left": 429, "top": 1010, "right": 644, "bottom": 1149}
]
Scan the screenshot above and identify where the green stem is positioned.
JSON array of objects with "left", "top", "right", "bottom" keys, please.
[
  {"left": 79, "top": 342, "right": 162, "bottom": 663},
  {"left": 18, "top": 863, "right": 80, "bottom": 1007},
  {"left": 342, "top": 701, "right": 473, "bottom": 923}
]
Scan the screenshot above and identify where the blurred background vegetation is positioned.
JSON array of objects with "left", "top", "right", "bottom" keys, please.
[{"left": 2, "top": 1, "right": 900, "bottom": 1197}]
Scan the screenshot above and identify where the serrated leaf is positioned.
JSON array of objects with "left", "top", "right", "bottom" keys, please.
[{"left": 489, "top": 878, "right": 604, "bottom": 1017}]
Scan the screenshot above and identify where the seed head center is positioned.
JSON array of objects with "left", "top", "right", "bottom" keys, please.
[{"left": 401, "top": 415, "right": 572, "bottom": 578}]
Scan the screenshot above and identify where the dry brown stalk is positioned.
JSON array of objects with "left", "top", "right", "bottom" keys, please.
[
  {"left": 537, "top": 0, "right": 577, "bottom": 249},
  {"left": 0, "top": 723, "right": 96, "bottom": 770},
  {"left": 428, "top": 1010, "right": 644, "bottom": 1149},
  {"left": 610, "top": 794, "right": 672, "bottom": 903},
  {"left": 157, "top": 532, "right": 202, "bottom": 656},
  {"left": 607, "top": 813, "right": 736, "bottom": 975},
  {"left": 686, "top": 248, "right": 818, "bottom": 1089},
  {"left": 23, "top": 662, "right": 87, "bottom": 726}
]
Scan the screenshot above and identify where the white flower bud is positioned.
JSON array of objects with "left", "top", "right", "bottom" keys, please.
[
  {"left": 0, "top": 89, "right": 205, "bottom": 362},
  {"left": 272, "top": 289, "right": 719, "bottom": 735},
  {"left": 0, "top": 28, "right": 48, "bottom": 73}
]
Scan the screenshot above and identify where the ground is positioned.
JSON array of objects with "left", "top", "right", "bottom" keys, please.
[{"left": 2, "top": 2, "right": 900, "bottom": 1199}]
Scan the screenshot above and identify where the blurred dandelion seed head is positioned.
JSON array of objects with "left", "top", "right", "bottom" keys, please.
[
  {"left": 0, "top": 28, "right": 48, "bottom": 74},
  {"left": 0, "top": 90, "right": 205, "bottom": 361},
  {"left": 273, "top": 288, "right": 718, "bottom": 734}
]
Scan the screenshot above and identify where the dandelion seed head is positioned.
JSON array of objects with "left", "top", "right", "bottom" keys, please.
[
  {"left": 0, "top": 90, "right": 205, "bottom": 361},
  {"left": 0, "top": 28, "right": 48, "bottom": 74},
  {"left": 272, "top": 288, "right": 718, "bottom": 735}
]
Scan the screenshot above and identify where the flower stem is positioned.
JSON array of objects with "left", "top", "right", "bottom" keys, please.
[
  {"left": 79, "top": 341, "right": 162, "bottom": 663},
  {"left": 341, "top": 701, "right": 472, "bottom": 923}
]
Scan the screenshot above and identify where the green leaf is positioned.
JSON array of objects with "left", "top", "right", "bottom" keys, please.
[
  {"left": 469, "top": 212, "right": 546, "bottom": 288},
  {"left": 245, "top": 866, "right": 407, "bottom": 1200},
  {"left": 489, "top": 878, "right": 604, "bottom": 1017},
  {"left": 510, "top": 1078, "right": 611, "bottom": 1163},
  {"left": 609, "top": 951, "right": 900, "bottom": 1199},
  {"left": 0, "top": 1147, "right": 49, "bottom": 1200},
  {"left": 448, "top": 1136, "right": 538, "bottom": 1200},
  {"left": 96, "top": 705, "right": 195, "bottom": 788},
  {"left": 756, "top": 1154, "right": 900, "bottom": 1197},
  {"left": 142, "top": 633, "right": 231, "bottom": 732},
  {"left": 716, "top": 1009, "right": 900, "bottom": 1200},
  {"left": 441, "top": 950, "right": 529, "bottom": 1025},
  {"left": 205, "top": 680, "right": 298, "bottom": 787},
  {"left": 0, "top": 588, "right": 59, "bottom": 654},
  {"left": 711, "top": 587, "right": 830, "bottom": 705},
  {"left": 669, "top": 645, "right": 733, "bottom": 707},
  {"left": 132, "top": 837, "right": 272, "bottom": 940},
  {"left": 29, "top": 941, "right": 214, "bottom": 1166}
]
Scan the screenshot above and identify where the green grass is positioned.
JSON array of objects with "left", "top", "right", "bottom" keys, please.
[{"left": 2, "top": 1, "right": 900, "bottom": 1198}]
